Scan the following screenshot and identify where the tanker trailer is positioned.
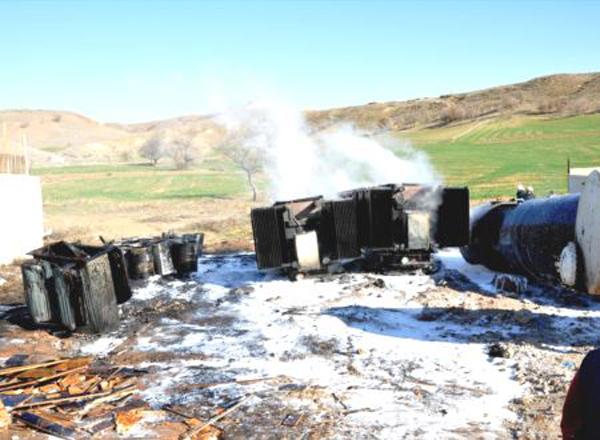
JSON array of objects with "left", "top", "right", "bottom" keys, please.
[{"left": 461, "top": 170, "right": 600, "bottom": 294}]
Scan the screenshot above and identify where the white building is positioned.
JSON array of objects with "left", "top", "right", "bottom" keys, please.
[
  {"left": 0, "top": 174, "right": 44, "bottom": 264},
  {"left": 569, "top": 167, "right": 600, "bottom": 193}
]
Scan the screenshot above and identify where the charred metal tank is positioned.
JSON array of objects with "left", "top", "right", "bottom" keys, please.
[
  {"left": 22, "top": 242, "right": 131, "bottom": 333},
  {"left": 251, "top": 184, "right": 470, "bottom": 277},
  {"left": 115, "top": 232, "right": 204, "bottom": 279},
  {"left": 461, "top": 170, "right": 600, "bottom": 295}
]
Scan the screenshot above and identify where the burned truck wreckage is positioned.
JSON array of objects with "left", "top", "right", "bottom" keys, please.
[
  {"left": 251, "top": 184, "right": 470, "bottom": 277},
  {"left": 462, "top": 170, "right": 600, "bottom": 295}
]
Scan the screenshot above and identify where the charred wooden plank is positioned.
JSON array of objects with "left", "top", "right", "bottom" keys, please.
[{"left": 13, "top": 411, "right": 79, "bottom": 439}]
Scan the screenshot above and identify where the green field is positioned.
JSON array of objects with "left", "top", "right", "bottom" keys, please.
[
  {"left": 34, "top": 114, "right": 600, "bottom": 204},
  {"left": 404, "top": 114, "right": 600, "bottom": 199}
]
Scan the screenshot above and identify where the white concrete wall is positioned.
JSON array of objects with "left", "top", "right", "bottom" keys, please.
[{"left": 0, "top": 174, "right": 44, "bottom": 264}]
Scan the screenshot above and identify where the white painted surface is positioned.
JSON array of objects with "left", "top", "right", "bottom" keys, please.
[
  {"left": 558, "top": 242, "right": 578, "bottom": 287},
  {"left": 295, "top": 230, "right": 321, "bottom": 270},
  {"left": 0, "top": 174, "right": 44, "bottom": 264},
  {"left": 576, "top": 171, "right": 600, "bottom": 295},
  {"left": 569, "top": 167, "right": 600, "bottom": 193},
  {"left": 407, "top": 210, "right": 431, "bottom": 250}
]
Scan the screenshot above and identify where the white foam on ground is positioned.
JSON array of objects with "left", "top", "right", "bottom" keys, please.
[
  {"left": 80, "top": 336, "right": 125, "bottom": 355},
  {"left": 77, "top": 253, "right": 528, "bottom": 438},
  {"left": 436, "top": 248, "right": 498, "bottom": 292}
]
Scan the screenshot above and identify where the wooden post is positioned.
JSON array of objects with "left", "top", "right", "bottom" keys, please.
[
  {"left": 22, "top": 130, "right": 29, "bottom": 175},
  {"left": 567, "top": 157, "right": 571, "bottom": 193}
]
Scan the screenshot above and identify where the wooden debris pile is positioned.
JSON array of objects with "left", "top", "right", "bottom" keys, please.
[
  {"left": 0, "top": 356, "right": 259, "bottom": 439},
  {"left": 0, "top": 356, "right": 146, "bottom": 438}
]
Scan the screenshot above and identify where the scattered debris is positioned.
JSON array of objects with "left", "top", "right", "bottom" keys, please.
[
  {"left": 493, "top": 274, "right": 528, "bottom": 295},
  {"left": 114, "top": 407, "right": 144, "bottom": 435},
  {"left": 0, "top": 400, "right": 10, "bottom": 429},
  {"left": 180, "top": 395, "right": 248, "bottom": 440},
  {"left": 281, "top": 412, "right": 303, "bottom": 427},
  {"left": 487, "top": 343, "right": 511, "bottom": 359},
  {"left": 0, "top": 356, "right": 144, "bottom": 438}
]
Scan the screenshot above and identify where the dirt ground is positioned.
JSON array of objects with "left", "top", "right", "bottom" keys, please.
[
  {"left": 1, "top": 249, "right": 597, "bottom": 438},
  {"left": 43, "top": 197, "right": 257, "bottom": 252},
  {"left": 0, "top": 199, "right": 596, "bottom": 438}
]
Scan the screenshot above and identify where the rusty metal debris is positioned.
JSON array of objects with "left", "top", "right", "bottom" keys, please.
[
  {"left": 251, "top": 183, "right": 469, "bottom": 277},
  {"left": 21, "top": 242, "right": 131, "bottom": 333},
  {"left": 281, "top": 412, "right": 303, "bottom": 427},
  {"left": 180, "top": 395, "right": 248, "bottom": 440},
  {"left": 493, "top": 274, "right": 528, "bottom": 295},
  {"left": 0, "top": 356, "right": 143, "bottom": 439},
  {"left": 462, "top": 171, "right": 600, "bottom": 294}
]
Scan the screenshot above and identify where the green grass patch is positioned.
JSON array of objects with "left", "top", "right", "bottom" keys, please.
[{"left": 401, "top": 114, "right": 600, "bottom": 199}]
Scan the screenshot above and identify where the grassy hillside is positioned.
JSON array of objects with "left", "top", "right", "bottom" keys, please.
[{"left": 401, "top": 114, "right": 600, "bottom": 199}]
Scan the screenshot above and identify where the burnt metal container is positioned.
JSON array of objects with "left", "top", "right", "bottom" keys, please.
[
  {"left": 23, "top": 242, "right": 131, "bottom": 333},
  {"left": 126, "top": 246, "right": 156, "bottom": 280},
  {"left": 251, "top": 184, "right": 470, "bottom": 276},
  {"left": 170, "top": 233, "right": 204, "bottom": 275},
  {"left": 115, "top": 232, "right": 204, "bottom": 278}
]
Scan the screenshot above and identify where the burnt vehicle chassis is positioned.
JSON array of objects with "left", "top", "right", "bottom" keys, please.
[{"left": 251, "top": 184, "right": 469, "bottom": 278}]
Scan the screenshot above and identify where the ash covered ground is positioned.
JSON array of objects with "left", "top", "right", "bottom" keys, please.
[{"left": 2, "top": 250, "right": 600, "bottom": 439}]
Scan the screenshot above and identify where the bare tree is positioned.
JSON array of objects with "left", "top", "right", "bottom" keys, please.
[
  {"left": 220, "top": 130, "right": 265, "bottom": 201},
  {"left": 139, "top": 135, "right": 165, "bottom": 166},
  {"left": 169, "top": 136, "right": 199, "bottom": 170}
]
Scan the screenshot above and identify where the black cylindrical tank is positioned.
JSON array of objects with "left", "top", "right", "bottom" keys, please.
[
  {"left": 497, "top": 194, "right": 578, "bottom": 281},
  {"left": 171, "top": 233, "right": 204, "bottom": 275},
  {"left": 461, "top": 194, "right": 579, "bottom": 283}
]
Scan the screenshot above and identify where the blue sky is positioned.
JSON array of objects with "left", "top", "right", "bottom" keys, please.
[{"left": 1, "top": 0, "right": 599, "bottom": 122}]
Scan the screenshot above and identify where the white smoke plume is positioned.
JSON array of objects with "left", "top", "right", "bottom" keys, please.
[{"left": 217, "top": 99, "right": 440, "bottom": 201}]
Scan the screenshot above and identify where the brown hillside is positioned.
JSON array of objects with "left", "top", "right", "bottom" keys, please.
[{"left": 306, "top": 73, "right": 600, "bottom": 132}]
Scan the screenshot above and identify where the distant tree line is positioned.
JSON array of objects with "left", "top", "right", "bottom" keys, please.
[{"left": 139, "top": 131, "right": 201, "bottom": 169}]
